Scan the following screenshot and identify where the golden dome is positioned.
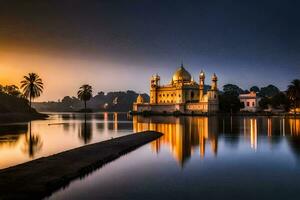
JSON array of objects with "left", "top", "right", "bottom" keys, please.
[
  {"left": 136, "top": 94, "right": 144, "bottom": 104},
  {"left": 199, "top": 70, "right": 205, "bottom": 79},
  {"left": 172, "top": 65, "right": 191, "bottom": 83}
]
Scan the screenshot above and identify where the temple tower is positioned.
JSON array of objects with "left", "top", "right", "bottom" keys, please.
[
  {"left": 211, "top": 73, "right": 218, "bottom": 91},
  {"left": 150, "top": 74, "right": 160, "bottom": 104},
  {"left": 209, "top": 73, "right": 219, "bottom": 112},
  {"left": 199, "top": 70, "right": 205, "bottom": 101}
]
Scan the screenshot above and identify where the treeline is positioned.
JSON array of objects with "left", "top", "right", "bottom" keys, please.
[
  {"left": 33, "top": 90, "right": 149, "bottom": 112},
  {"left": 0, "top": 84, "right": 36, "bottom": 113},
  {"left": 219, "top": 79, "right": 300, "bottom": 113}
]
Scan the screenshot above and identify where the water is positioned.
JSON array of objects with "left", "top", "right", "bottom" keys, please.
[
  {"left": 47, "top": 115, "right": 300, "bottom": 200},
  {"left": 0, "top": 112, "right": 132, "bottom": 169},
  {"left": 1, "top": 114, "right": 300, "bottom": 199}
]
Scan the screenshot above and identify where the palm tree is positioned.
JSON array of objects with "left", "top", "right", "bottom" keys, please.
[
  {"left": 20, "top": 73, "right": 44, "bottom": 108},
  {"left": 77, "top": 84, "right": 93, "bottom": 111},
  {"left": 287, "top": 79, "right": 300, "bottom": 114}
]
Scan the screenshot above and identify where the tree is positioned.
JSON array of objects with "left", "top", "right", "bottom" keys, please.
[
  {"left": 219, "top": 93, "right": 243, "bottom": 113},
  {"left": 250, "top": 86, "right": 260, "bottom": 93},
  {"left": 260, "top": 85, "right": 279, "bottom": 97},
  {"left": 259, "top": 97, "right": 271, "bottom": 110},
  {"left": 20, "top": 73, "right": 44, "bottom": 108},
  {"left": 0, "top": 85, "right": 21, "bottom": 97},
  {"left": 271, "top": 92, "right": 290, "bottom": 111},
  {"left": 223, "top": 84, "right": 243, "bottom": 96},
  {"left": 77, "top": 84, "right": 93, "bottom": 111},
  {"left": 287, "top": 79, "right": 300, "bottom": 114}
]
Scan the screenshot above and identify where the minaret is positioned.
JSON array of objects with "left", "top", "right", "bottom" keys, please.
[
  {"left": 199, "top": 70, "right": 205, "bottom": 101},
  {"left": 211, "top": 73, "right": 218, "bottom": 91},
  {"left": 150, "top": 74, "right": 160, "bottom": 104}
]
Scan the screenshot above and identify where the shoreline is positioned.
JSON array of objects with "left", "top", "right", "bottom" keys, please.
[
  {"left": 0, "top": 131, "right": 163, "bottom": 200},
  {"left": 0, "top": 112, "right": 48, "bottom": 124}
]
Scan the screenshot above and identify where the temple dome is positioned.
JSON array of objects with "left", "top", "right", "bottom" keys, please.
[{"left": 172, "top": 65, "right": 192, "bottom": 83}]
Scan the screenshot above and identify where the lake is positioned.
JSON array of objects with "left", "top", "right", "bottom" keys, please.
[
  {"left": 0, "top": 112, "right": 133, "bottom": 169},
  {"left": 1, "top": 113, "right": 300, "bottom": 199}
]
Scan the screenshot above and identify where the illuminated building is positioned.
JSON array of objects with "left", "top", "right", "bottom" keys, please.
[
  {"left": 133, "top": 64, "right": 219, "bottom": 114},
  {"left": 239, "top": 91, "right": 261, "bottom": 112}
]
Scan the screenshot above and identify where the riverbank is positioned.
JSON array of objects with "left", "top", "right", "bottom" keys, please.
[
  {"left": 0, "top": 131, "right": 163, "bottom": 200},
  {"left": 0, "top": 112, "right": 48, "bottom": 123}
]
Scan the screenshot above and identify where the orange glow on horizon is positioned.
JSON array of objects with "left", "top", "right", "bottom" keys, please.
[{"left": 0, "top": 49, "right": 150, "bottom": 101}]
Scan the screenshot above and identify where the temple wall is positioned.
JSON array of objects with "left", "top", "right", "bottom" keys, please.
[
  {"left": 186, "top": 103, "right": 208, "bottom": 112},
  {"left": 133, "top": 103, "right": 185, "bottom": 113}
]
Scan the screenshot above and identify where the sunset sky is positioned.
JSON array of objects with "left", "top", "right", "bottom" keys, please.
[{"left": 0, "top": 0, "right": 299, "bottom": 101}]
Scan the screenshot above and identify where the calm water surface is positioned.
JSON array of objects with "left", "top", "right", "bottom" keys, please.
[
  {"left": 1, "top": 113, "right": 300, "bottom": 199},
  {"left": 48, "top": 115, "right": 300, "bottom": 200},
  {"left": 0, "top": 112, "right": 132, "bottom": 169}
]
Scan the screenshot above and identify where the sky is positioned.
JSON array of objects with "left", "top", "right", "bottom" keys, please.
[{"left": 0, "top": 0, "right": 299, "bottom": 101}]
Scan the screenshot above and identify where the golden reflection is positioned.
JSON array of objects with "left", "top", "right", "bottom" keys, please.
[
  {"left": 250, "top": 119, "right": 257, "bottom": 150},
  {"left": 113, "top": 112, "right": 118, "bottom": 131},
  {"left": 242, "top": 118, "right": 257, "bottom": 150},
  {"left": 133, "top": 116, "right": 218, "bottom": 166},
  {"left": 267, "top": 118, "right": 272, "bottom": 137},
  {"left": 289, "top": 118, "right": 300, "bottom": 136}
]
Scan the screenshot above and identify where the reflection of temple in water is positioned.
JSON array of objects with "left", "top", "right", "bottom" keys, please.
[
  {"left": 133, "top": 116, "right": 219, "bottom": 166},
  {"left": 133, "top": 116, "right": 300, "bottom": 165}
]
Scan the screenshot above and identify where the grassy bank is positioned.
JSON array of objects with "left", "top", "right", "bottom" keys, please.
[{"left": 0, "top": 131, "right": 163, "bottom": 200}]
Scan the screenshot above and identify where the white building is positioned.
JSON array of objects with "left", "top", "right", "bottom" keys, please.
[{"left": 239, "top": 91, "right": 261, "bottom": 112}]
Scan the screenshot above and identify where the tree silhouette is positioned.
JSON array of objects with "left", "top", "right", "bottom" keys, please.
[
  {"left": 77, "top": 84, "right": 93, "bottom": 111},
  {"left": 20, "top": 73, "right": 44, "bottom": 108}
]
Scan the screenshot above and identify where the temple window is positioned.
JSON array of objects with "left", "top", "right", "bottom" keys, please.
[{"left": 191, "top": 91, "right": 194, "bottom": 99}]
